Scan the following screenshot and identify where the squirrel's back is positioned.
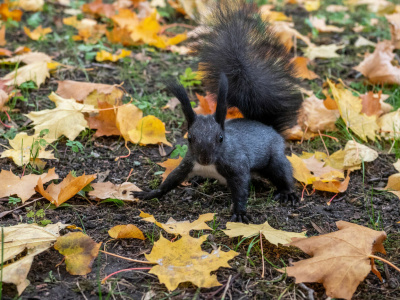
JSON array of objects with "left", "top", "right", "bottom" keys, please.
[{"left": 192, "top": 0, "right": 303, "bottom": 134}]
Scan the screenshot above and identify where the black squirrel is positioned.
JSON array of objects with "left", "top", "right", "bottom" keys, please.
[{"left": 133, "top": 1, "right": 303, "bottom": 222}]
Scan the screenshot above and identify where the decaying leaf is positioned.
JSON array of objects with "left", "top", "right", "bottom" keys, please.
[
  {"left": 1, "top": 132, "right": 56, "bottom": 166},
  {"left": 157, "top": 157, "right": 182, "bottom": 182},
  {"left": 285, "top": 221, "right": 387, "bottom": 300},
  {"left": 327, "top": 79, "right": 379, "bottom": 142},
  {"left": 127, "top": 115, "right": 172, "bottom": 147},
  {"left": 89, "top": 181, "right": 141, "bottom": 201},
  {"left": 145, "top": 234, "right": 238, "bottom": 291},
  {"left": 141, "top": 212, "right": 215, "bottom": 236},
  {"left": 36, "top": 172, "right": 96, "bottom": 207},
  {"left": 0, "top": 168, "right": 58, "bottom": 202},
  {"left": 25, "top": 92, "right": 95, "bottom": 140},
  {"left": 54, "top": 232, "right": 102, "bottom": 275},
  {"left": 224, "top": 221, "right": 307, "bottom": 246},
  {"left": 0, "top": 222, "right": 67, "bottom": 295},
  {"left": 108, "top": 224, "right": 145, "bottom": 240}
]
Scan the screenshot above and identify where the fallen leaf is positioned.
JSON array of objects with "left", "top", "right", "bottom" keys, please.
[
  {"left": 163, "top": 97, "right": 180, "bottom": 111},
  {"left": 16, "top": 0, "right": 44, "bottom": 11},
  {"left": 0, "top": 25, "right": 6, "bottom": 46},
  {"left": 0, "top": 3, "right": 23, "bottom": 21},
  {"left": 0, "top": 47, "right": 12, "bottom": 56},
  {"left": 327, "top": 79, "right": 379, "bottom": 142},
  {"left": 394, "top": 159, "right": 400, "bottom": 172},
  {"left": 127, "top": 115, "right": 172, "bottom": 147},
  {"left": 285, "top": 220, "right": 387, "bottom": 300},
  {"left": 360, "top": 91, "right": 386, "bottom": 116},
  {"left": 354, "top": 36, "right": 377, "bottom": 47},
  {"left": 25, "top": 92, "right": 95, "bottom": 140},
  {"left": 0, "top": 222, "right": 67, "bottom": 295},
  {"left": 343, "top": 141, "right": 379, "bottom": 170},
  {"left": 24, "top": 26, "right": 52, "bottom": 40},
  {"left": 2, "top": 61, "right": 49, "bottom": 87},
  {"left": 54, "top": 232, "right": 102, "bottom": 275},
  {"left": 309, "top": 16, "right": 344, "bottom": 32},
  {"left": 223, "top": 221, "right": 307, "bottom": 246},
  {"left": 292, "top": 57, "right": 319, "bottom": 80},
  {"left": 108, "top": 224, "right": 145, "bottom": 240},
  {"left": 0, "top": 52, "right": 51, "bottom": 64},
  {"left": 0, "top": 168, "right": 58, "bottom": 202},
  {"left": 272, "top": 21, "right": 314, "bottom": 51},
  {"left": 157, "top": 157, "right": 182, "bottom": 182},
  {"left": 115, "top": 103, "right": 143, "bottom": 141},
  {"left": 56, "top": 80, "right": 123, "bottom": 107},
  {"left": 287, "top": 153, "right": 317, "bottom": 185},
  {"left": 95, "top": 49, "right": 132, "bottom": 62},
  {"left": 82, "top": 0, "right": 116, "bottom": 18},
  {"left": 260, "top": 5, "right": 292, "bottom": 22},
  {"left": 36, "top": 172, "right": 96, "bottom": 207},
  {"left": 378, "top": 108, "right": 400, "bottom": 139},
  {"left": 386, "top": 13, "right": 400, "bottom": 49},
  {"left": 1, "top": 132, "right": 56, "bottom": 166},
  {"left": 303, "top": 44, "right": 344, "bottom": 60},
  {"left": 354, "top": 40, "right": 400, "bottom": 84},
  {"left": 384, "top": 173, "right": 400, "bottom": 199},
  {"left": 312, "top": 171, "right": 351, "bottom": 193},
  {"left": 141, "top": 212, "right": 215, "bottom": 236},
  {"left": 145, "top": 234, "right": 238, "bottom": 291},
  {"left": 87, "top": 102, "right": 121, "bottom": 137},
  {"left": 194, "top": 93, "right": 244, "bottom": 119},
  {"left": 89, "top": 181, "right": 141, "bottom": 201},
  {"left": 304, "top": 0, "right": 320, "bottom": 11}
]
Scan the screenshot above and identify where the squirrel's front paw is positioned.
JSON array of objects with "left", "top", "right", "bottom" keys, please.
[
  {"left": 131, "top": 189, "right": 162, "bottom": 200},
  {"left": 230, "top": 212, "right": 251, "bottom": 223},
  {"left": 275, "top": 192, "right": 299, "bottom": 206}
]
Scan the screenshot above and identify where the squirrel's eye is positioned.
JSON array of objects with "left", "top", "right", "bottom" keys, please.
[
  {"left": 219, "top": 134, "right": 223, "bottom": 143},
  {"left": 188, "top": 133, "right": 192, "bottom": 143}
]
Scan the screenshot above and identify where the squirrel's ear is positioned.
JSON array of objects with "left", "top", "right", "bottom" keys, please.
[
  {"left": 215, "top": 73, "right": 228, "bottom": 129},
  {"left": 166, "top": 80, "right": 196, "bottom": 128}
]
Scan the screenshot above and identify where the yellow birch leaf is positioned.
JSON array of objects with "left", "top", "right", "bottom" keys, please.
[
  {"left": 23, "top": 25, "right": 52, "bottom": 40},
  {"left": 145, "top": 234, "right": 238, "bottom": 291},
  {"left": 54, "top": 232, "right": 102, "bottom": 275},
  {"left": 108, "top": 224, "right": 145, "bottom": 240},
  {"left": 127, "top": 115, "right": 172, "bottom": 147}
]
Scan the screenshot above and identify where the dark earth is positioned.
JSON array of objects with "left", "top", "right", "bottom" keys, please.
[{"left": 1, "top": 0, "right": 400, "bottom": 299}]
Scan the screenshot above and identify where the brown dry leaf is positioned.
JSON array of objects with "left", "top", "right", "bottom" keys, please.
[
  {"left": 0, "top": 168, "right": 58, "bottom": 202},
  {"left": 2, "top": 61, "right": 49, "bottom": 87},
  {"left": 194, "top": 93, "right": 244, "bottom": 119},
  {"left": 0, "top": 25, "right": 5, "bottom": 46},
  {"left": 0, "top": 222, "right": 67, "bottom": 295},
  {"left": 87, "top": 102, "right": 121, "bottom": 137},
  {"left": 224, "top": 221, "right": 307, "bottom": 246},
  {"left": 115, "top": 103, "right": 143, "bottom": 141},
  {"left": 0, "top": 48, "right": 12, "bottom": 56},
  {"left": 378, "top": 108, "right": 400, "bottom": 140},
  {"left": 145, "top": 234, "right": 238, "bottom": 291},
  {"left": 312, "top": 171, "right": 351, "bottom": 193},
  {"left": 82, "top": 0, "right": 116, "bottom": 18},
  {"left": 54, "top": 232, "right": 102, "bottom": 275},
  {"left": 354, "top": 40, "right": 400, "bottom": 84},
  {"left": 23, "top": 26, "right": 52, "bottom": 40},
  {"left": 157, "top": 157, "right": 182, "bottom": 182},
  {"left": 0, "top": 52, "right": 51, "bottom": 64},
  {"left": 1, "top": 132, "right": 56, "bottom": 166},
  {"left": 141, "top": 212, "right": 215, "bottom": 236},
  {"left": 360, "top": 91, "right": 388, "bottom": 116},
  {"left": 285, "top": 220, "right": 387, "bottom": 300},
  {"left": 89, "top": 181, "right": 141, "bottom": 201},
  {"left": 385, "top": 173, "right": 400, "bottom": 199},
  {"left": 56, "top": 80, "right": 123, "bottom": 107},
  {"left": 25, "top": 92, "right": 95, "bottom": 140},
  {"left": 127, "top": 115, "right": 172, "bottom": 147},
  {"left": 304, "top": 44, "right": 344, "bottom": 60},
  {"left": 297, "top": 94, "right": 339, "bottom": 132},
  {"left": 309, "top": 16, "right": 344, "bottom": 32},
  {"left": 327, "top": 79, "right": 379, "bottom": 142},
  {"left": 323, "top": 94, "right": 338, "bottom": 110},
  {"left": 291, "top": 57, "right": 319, "bottom": 80},
  {"left": 108, "top": 224, "right": 145, "bottom": 240},
  {"left": 36, "top": 172, "right": 96, "bottom": 207},
  {"left": 386, "top": 13, "right": 400, "bottom": 49}
]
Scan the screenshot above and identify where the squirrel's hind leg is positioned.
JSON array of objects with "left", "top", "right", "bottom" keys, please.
[{"left": 260, "top": 153, "right": 299, "bottom": 206}]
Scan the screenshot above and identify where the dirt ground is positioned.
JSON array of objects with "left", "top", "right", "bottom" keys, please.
[{"left": 1, "top": 1, "right": 400, "bottom": 299}]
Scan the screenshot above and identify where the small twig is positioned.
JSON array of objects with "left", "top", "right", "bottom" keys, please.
[
  {"left": 99, "top": 250, "right": 154, "bottom": 265},
  {"left": 318, "top": 130, "right": 330, "bottom": 157},
  {"left": 369, "top": 255, "right": 400, "bottom": 273},
  {"left": 102, "top": 267, "right": 152, "bottom": 283},
  {"left": 220, "top": 275, "right": 232, "bottom": 300},
  {"left": 327, "top": 193, "right": 338, "bottom": 206},
  {"left": 0, "top": 197, "right": 44, "bottom": 218},
  {"left": 76, "top": 281, "right": 89, "bottom": 300},
  {"left": 260, "top": 231, "right": 265, "bottom": 278}
]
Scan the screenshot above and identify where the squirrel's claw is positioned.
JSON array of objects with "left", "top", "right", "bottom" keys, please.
[
  {"left": 131, "top": 190, "right": 162, "bottom": 200},
  {"left": 275, "top": 192, "right": 299, "bottom": 206},
  {"left": 231, "top": 212, "right": 251, "bottom": 224}
]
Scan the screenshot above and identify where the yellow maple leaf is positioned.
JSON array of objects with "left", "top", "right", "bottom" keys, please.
[
  {"left": 157, "top": 157, "right": 182, "bottom": 182},
  {"left": 378, "top": 108, "right": 400, "bottom": 140},
  {"left": 224, "top": 221, "right": 307, "bottom": 246},
  {"left": 145, "top": 234, "right": 238, "bottom": 291},
  {"left": 108, "top": 224, "right": 145, "bottom": 240},
  {"left": 115, "top": 103, "right": 143, "bottom": 141},
  {"left": 287, "top": 153, "right": 317, "bottom": 185},
  {"left": 23, "top": 25, "right": 52, "bottom": 40},
  {"left": 1, "top": 132, "right": 55, "bottom": 166},
  {"left": 127, "top": 115, "right": 172, "bottom": 147},
  {"left": 95, "top": 49, "right": 132, "bottom": 62},
  {"left": 327, "top": 79, "right": 379, "bottom": 142},
  {"left": 0, "top": 25, "right": 6, "bottom": 46},
  {"left": 25, "top": 92, "right": 95, "bottom": 140},
  {"left": 54, "top": 232, "right": 102, "bottom": 275},
  {"left": 2, "top": 61, "right": 49, "bottom": 87}
]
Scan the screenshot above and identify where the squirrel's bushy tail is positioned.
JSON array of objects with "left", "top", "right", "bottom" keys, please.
[{"left": 192, "top": 0, "right": 302, "bottom": 133}]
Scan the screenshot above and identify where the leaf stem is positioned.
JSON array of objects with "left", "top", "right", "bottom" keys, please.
[
  {"left": 369, "top": 255, "right": 400, "bottom": 273},
  {"left": 99, "top": 250, "right": 154, "bottom": 265},
  {"left": 102, "top": 267, "right": 152, "bottom": 283}
]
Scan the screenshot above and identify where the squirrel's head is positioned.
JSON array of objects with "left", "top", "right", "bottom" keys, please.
[{"left": 167, "top": 73, "right": 228, "bottom": 165}]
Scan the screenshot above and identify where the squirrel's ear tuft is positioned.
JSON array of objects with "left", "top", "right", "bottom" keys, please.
[
  {"left": 165, "top": 80, "right": 196, "bottom": 128},
  {"left": 215, "top": 73, "right": 228, "bottom": 129}
]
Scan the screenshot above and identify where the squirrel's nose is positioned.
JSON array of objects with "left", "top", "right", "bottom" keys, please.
[{"left": 198, "top": 156, "right": 211, "bottom": 165}]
